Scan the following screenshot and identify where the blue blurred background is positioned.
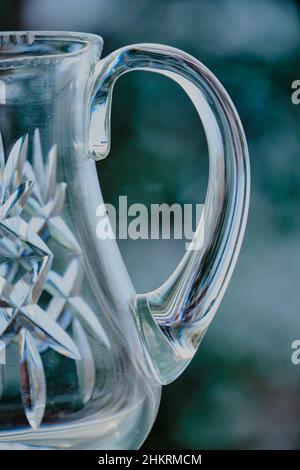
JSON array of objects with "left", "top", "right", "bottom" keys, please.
[{"left": 1, "top": 0, "right": 300, "bottom": 449}]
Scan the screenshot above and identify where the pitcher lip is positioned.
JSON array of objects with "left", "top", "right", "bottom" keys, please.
[{"left": 0, "top": 31, "right": 103, "bottom": 68}]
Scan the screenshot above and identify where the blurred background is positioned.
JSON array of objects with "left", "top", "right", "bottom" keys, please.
[{"left": 1, "top": 0, "right": 300, "bottom": 450}]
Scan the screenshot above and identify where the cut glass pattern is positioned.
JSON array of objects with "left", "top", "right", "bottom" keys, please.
[{"left": 0, "top": 130, "right": 101, "bottom": 430}]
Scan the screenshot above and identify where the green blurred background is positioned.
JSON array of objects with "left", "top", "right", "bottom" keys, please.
[{"left": 1, "top": 0, "right": 300, "bottom": 449}]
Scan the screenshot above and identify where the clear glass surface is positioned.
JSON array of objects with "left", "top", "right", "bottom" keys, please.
[{"left": 0, "top": 32, "right": 249, "bottom": 449}]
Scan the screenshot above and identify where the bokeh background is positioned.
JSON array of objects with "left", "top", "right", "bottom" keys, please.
[{"left": 1, "top": 0, "right": 300, "bottom": 450}]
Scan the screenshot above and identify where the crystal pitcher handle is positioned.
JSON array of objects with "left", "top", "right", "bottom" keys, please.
[{"left": 89, "top": 44, "right": 250, "bottom": 384}]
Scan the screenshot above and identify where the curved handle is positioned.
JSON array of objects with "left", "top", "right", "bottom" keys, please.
[{"left": 89, "top": 44, "right": 250, "bottom": 384}]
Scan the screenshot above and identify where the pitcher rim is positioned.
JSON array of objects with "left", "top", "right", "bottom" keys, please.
[{"left": 0, "top": 31, "right": 103, "bottom": 68}]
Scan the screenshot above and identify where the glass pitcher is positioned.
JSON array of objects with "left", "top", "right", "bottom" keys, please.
[{"left": 0, "top": 32, "right": 250, "bottom": 450}]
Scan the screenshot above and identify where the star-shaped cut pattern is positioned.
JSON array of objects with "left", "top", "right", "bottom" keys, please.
[
  {"left": 0, "top": 216, "right": 52, "bottom": 305},
  {"left": 0, "top": 130, "right": 108, "bottom": 431},
  {"left": 0, "top": 132, "right": 83, "bottom": 429},
  {"left": 45, "top": 259, "right": 110, "bottom": 349},
  {"left": 0, "top": 134, "right": 34, "bottom": 219},
  {"left": 24, "top": 129, "right": 80, "bottom": 253},
  {"left": 0, "top": 219, "right": 80, "bottom": 360},
  {"left": 0, "top": 301, "right": 80, "bottom": 360}
]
